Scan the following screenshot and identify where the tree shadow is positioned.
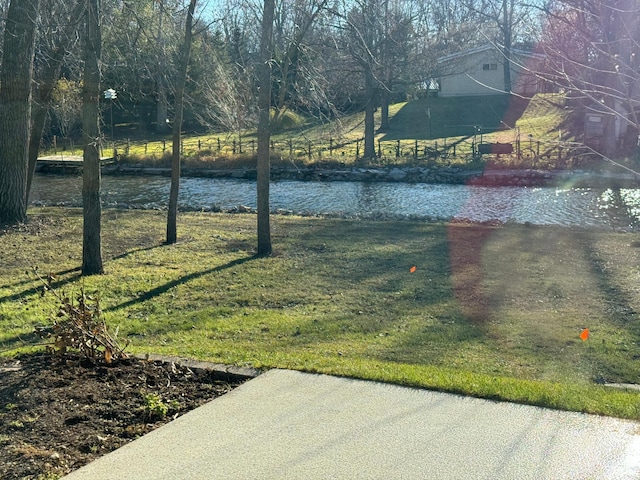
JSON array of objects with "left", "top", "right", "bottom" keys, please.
[
  {"left": 0, "top": 245, "right": 165, "bottom": 300},
  {"left": 276, "top": 220, "right": 464, "bottom": 341},
  {"left": 110, "top": 243, "right": 166, "bottom": 262},
  {"left": 582, "top": 234, "right": 639, "bottom": 330},
  {"left": 105, "top": 255, "right": 257, "bottom": 313},
  {"left": 0, "top": 270, "right": 82, "bottom": 304}
]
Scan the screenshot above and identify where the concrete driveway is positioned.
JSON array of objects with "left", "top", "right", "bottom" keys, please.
[{"left": 63, "top": 369, "right": 640, "bottom": 479}]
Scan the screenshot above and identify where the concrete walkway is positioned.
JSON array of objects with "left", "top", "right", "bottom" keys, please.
[{"left": 63, "top": 369, "right": 640, "bottom": 479}]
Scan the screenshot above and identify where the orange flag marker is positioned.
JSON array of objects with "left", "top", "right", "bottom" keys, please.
[
  {"left": 409, "top": 266, "right": 417, "bottom": 273},
  {"left": 580, "top": 328, "right": 590, "bottom": 341}
]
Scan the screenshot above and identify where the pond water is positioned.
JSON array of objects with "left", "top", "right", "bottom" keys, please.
[{"left": 30, "top": 173, "right": 640, "bottom": 230}]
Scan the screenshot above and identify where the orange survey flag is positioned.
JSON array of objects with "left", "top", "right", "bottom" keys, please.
[
  {"left": 409, "top": 266, "right": 417, "bottom": 273},
  {"left": 580, "top": 328, "right": 590, "bottom": 341}
]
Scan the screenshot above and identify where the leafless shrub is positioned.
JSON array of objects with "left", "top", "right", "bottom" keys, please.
[{"left": 33, "top": 268, "right": 128, "bottom": 364}]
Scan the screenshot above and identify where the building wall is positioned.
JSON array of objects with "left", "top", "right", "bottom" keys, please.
[{"left": 438, "top": 47, "right": 543, "bottom": 97}]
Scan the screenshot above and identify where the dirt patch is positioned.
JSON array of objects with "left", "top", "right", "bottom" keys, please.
[{"left": 0, "top": 353, "right": 249, "bottom": 479}]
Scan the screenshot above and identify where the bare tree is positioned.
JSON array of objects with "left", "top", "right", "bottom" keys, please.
[
  {"left": 328, "top": 0, "right": 419, "bottom": 157},
  {"left": 537, "top": 0, "right": 640, "bottom": 157},
  {"left": 81, "top": 0, "right": 104, "bottom": 275},
  {"left": 190, "top": 33, "right": 256, "bottom": 133},
  {"left": 167, "top": 0, "right": 197, "bottom": 245},
  {"left": 333, "top": 0, "right": 391, "bottom": 158},
  {"left": 101, "top": 0, "right": 187, "bottom": 133},
  {"left": 256, "top": 0, "right": 275, "bottom": 255},
  {"left": 270, "top": 0, "right": 330, "bottom": 126},
  {"left": 461, "top": 0, "right": 532, "bottom": 93},
  {"left": 0, "top": 0, "right": 40, "bottom": 225}
]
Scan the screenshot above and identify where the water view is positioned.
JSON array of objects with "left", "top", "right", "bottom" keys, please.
[{"left": 30, "top": 173, "right": 640, "bottom": 230}]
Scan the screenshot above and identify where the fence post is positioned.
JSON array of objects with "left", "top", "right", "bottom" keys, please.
[
  {"left": 308, "top": 141, "right": 312, "bottom": 160},
  {"left": 356, "top": 139, "right": 360, "bottom": 159},
  {"left": 251, "top": 140, "right": 255, "bottom": 153},
  {"left": 414, "top": 140, "right": 418, "bottom": 161},
  {"left": 378, "top": 140, "right": 382, "bottom": 158},
  {"left": 329, "top": 138, "right": 333, "bottom": 156},
  {"left": 289, "top": 140, "right": 293, "bottom": 157},
  {"left": 453, "top": 144, "right": 456, "bottom": 156},
  {"left": 239, "top": 136, "right": 243, "bottom": 154},
  {"left": 198, "top": 139, "right": 201, "bottom": 151},
  {"left": 53, "top": 135, "right": 57, "bottom": 152},
  {"left": 558, "top": 147, "right": 562, "bottom": 167},
  {"left": 396, "top": 140, "right": 400, "bottom": 158},
  {"left": 162, "top": 139, "right": 166, "bottom": 153},
  {"left": 217, "top": 138, "right": 221, "bottom": 152},
  {"left": 232, "top": 139, "right": 236, "bottom": 154}
]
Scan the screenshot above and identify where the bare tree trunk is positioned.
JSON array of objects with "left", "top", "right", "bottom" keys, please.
[
  {"left": 379, "top": 0, "right": 389, "bottom": 133},
  {"left": 257, "top": 0, "right": 275, "bottom": 256},
  {"left": 379, "top": 90, "right": 389, "bottom": 132},
  {"left": 501, "top": 0, "right": 513, "bottom": 93},
  {"left": 155, "top": 0, "right": 169, "bottom": 135},
  {"left": 156, "top": 89, "right": 169, "bottom": 134},
  {"left": 363, "top": 70, "right": 377, "bottom": 159},
  {"left": 166, "top": 0, "right": 197, "bottom": 245},
  {"left": 0, "top": 0, "right": 39, "bottom": 225},
  {"left": 82, "top": 0, "right": 103, "bottom": 275}
]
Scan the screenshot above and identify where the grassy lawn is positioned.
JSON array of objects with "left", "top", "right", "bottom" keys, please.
[{"left": 1, "top": 208, "right": 640, "bottom": 419}]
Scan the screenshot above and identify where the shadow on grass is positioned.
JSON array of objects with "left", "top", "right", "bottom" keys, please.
[
  {"left": 0, "top": 269, "right": 82, "bottom": 305},
  {"left": 110, "top": 243, "right": 166, "bottom": 262},
  {"left": 0, "top": 331, "right": 42, "bottom": 354},
  {"left": 270, "top": 220, "right": 474, "bottom": 352},
  {"left": 0, "top": 245, "right": 166, "bottom": 303},
  {"left": 582, "top": 232, "right": 639, "bottom": 333},
  {"left": 105, "top": 255, "right": 257, "bottom": 313}
]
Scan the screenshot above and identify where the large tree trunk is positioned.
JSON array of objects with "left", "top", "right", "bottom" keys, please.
[
  {"left": 256, "top": 0, "right": 275, "bottom": 256},
  {"left": 82, "top": 0, "right": 103, "bottom": 275},
  {"left": 0, "top": 0, "right": 40, "bottom": 225},
  {"left": 166, "top": 0, "right": 197, "bottom": 245}
]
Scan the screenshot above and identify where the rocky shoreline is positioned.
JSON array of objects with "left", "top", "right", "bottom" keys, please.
[{"left": 99, "top": 163, "right": 640, "bottom": 189}]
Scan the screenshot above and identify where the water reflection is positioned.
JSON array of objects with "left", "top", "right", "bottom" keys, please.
[{"left": 29, "top": 173, "right": 640, "bottom": 230}]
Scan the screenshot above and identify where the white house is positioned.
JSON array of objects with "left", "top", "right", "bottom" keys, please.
[{"left": 436, "top": 45, "right": 547, "bottom": 97}]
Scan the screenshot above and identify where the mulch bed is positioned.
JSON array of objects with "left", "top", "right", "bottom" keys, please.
[{"left": 0, "top": 352, "right": 248, "bottom": 479}]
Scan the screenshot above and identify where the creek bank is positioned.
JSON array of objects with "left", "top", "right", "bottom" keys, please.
[{"left": 102, "top": 163, "right": 640, "bottom": 188}]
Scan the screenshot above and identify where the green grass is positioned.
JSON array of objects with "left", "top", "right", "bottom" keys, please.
[
  {"left": 1, "top": 208, "right": 640, "bottom": 419},
  {"left": 42, "top": 94, "right": 574, "bottom": 168}
]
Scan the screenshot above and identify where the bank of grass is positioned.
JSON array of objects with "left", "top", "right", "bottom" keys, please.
[
  {"left": 43, "top": 94, "right": 571, "bottom": 169},
  {"left": 2, "top": 208, "right": 640, "bottom": 419}
]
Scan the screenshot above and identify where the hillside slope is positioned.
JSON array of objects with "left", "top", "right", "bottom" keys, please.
[{"left": 382, "top": 94, "right": 567, "bottom": 143}]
